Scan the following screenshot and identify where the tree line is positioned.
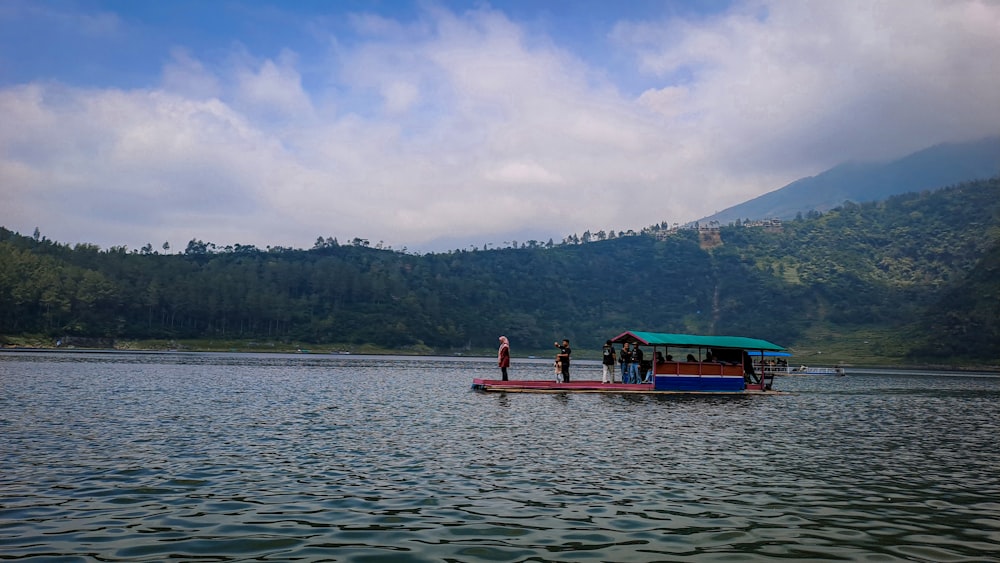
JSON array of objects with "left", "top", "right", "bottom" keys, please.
[{"left": 1, "top": 178, "right": 998, "bottom": 362}]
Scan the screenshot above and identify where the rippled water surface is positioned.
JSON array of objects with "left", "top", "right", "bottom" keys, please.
[{"left": 2, "top": 352, "right": 999, "bottom": 562}]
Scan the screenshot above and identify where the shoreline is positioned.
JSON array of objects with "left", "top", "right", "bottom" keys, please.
[{"left": 2, "top": 343, "right": 998, "bottom": 373}]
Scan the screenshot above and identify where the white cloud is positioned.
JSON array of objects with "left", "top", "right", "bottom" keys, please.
[
  {"left": 2, "top": 1, "right": 999, "bottom": 252},
  {"left": 162, "top": 48, "right": 221, "bottom": 100},
  {"left": 486, "top": 160, "right": 564, "bottom": 185},
  {"left": 620, "top": 0, "right": 1000, "bottom": 177},
  {"left": 381, "top": 80, "right": 420, "bottom": 114},
  {"left": 232, "top": 49, "right": 314, "bottom": 121},
  {"left": 0, "top": 84, "right": 290, "bottom": 246}
]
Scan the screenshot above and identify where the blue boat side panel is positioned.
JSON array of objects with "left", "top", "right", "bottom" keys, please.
[{"left": 654, "top": 375, "right": 745, "bottom": 392}]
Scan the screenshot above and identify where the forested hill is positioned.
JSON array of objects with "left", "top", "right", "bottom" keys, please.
[{"left": 2, "top": 178, "right": 999, "bottom": 365}]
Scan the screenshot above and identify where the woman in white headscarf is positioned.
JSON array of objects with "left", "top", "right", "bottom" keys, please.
[{"left": 497, "top": 336, "right": 510, "bottom": 381}]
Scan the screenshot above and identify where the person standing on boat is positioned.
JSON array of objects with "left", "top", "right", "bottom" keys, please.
[
  {"left": 631, "top": 345, "right": 644, "bottom": 384},
  {"left": 497, "top": 336, "right": 510, "bottom": 381},
  {"left": 601, "top": 340, "right": 616, "bottom": 383},
  {"left": 554, "top": 339, "right": 571, "bottom": 382},
  {"left": 619, "top": 342, "right": 632, "bottom": 383}
]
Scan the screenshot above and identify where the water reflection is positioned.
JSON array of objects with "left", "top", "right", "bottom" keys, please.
[{"left": 0, "top": 351, "right": 998, "bottom": 561}]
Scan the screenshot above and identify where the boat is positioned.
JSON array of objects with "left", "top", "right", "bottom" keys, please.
[
  {"left": 791, "top": 365, "right": 846, "bottom": 376},
  {"left": 472, "top": 331, "right": 787, "bottom": 394},
  {"left": 749, "top": 350, "right": 794, "bottom": 377},
  {"left": 749, "top": 351, "right": 846, "bottom": 376}
]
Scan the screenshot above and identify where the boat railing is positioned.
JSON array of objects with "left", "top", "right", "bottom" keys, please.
[
  {"left": 653, "top": 361, "right": 744, "bottom": 377},
  {"left": 795, "top": 366, "right": 846, "bottom": 376},
  {"left": 753, "top": 359, "right": 793, "bottom": 376},
  {"left": 760, "top": 365, "right": 793, "bottom": 376}
]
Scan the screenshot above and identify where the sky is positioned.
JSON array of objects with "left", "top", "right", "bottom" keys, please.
[{"left": 1, "top": 0, "right": 999, "bottom": 253}]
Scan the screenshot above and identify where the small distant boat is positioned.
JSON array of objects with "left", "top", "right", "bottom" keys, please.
[
  {"left": 472, "top": 331, "right": 787, "bottom": 394},
  {"left": 749, "top": 351, "right": 792, "bottom": 376},
  {"left": 791, "top": 365, "right": 847, "bottom": 376},
  {"left": 749, "top": 351, "right": 847, "bottom": 376}
]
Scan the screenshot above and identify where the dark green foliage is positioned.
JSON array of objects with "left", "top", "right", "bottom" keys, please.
[
  {"left": 1, "top": 178, "right": 998, "bottom": 362},
  {"left": 910, "top": 239, "right": 1000, "bottom": 362}
]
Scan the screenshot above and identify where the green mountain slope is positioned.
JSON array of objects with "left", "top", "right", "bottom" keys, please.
[
  {"left": 701, "top": 136, "right": 1000, "bottom": 225},
  {"left": 2, "top": 178, "right": 998, "bottom": 365},
  {"left": 706, "top": 179, "right": 1000, "bottom": 364},
  {"left": 912, "top": 239, "right": 1000, "bottom": 363}
]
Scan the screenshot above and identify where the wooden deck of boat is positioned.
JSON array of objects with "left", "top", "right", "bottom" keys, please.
[{"left": 471, "top": 378, "right": 779, "bottom": 395}]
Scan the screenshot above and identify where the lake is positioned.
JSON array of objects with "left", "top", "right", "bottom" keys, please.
[{"left": 1, "top": 351, "right": 998, "bottom": 562}]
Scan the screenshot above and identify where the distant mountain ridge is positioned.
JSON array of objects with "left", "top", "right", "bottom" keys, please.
[{"left": 700, "top": 136, "right": 1000, "bottom": 225}]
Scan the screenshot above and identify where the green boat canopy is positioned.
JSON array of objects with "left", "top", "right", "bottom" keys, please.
[{"left": 610, "top": 331, "right": 786, "bottom": 352}]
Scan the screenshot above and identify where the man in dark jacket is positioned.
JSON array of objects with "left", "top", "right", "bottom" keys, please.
[
  {"left": 619, "top": 342, "right": 632, "bottom": 383},
  {"left": 601, "top": 340, "right": 616, "bottom": 383},
  {"left": 631, "top": 346, "right": 644, "bottom": 384},
  {"left": 555, "top": 339, "right": 571, "bottom": 383}
]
